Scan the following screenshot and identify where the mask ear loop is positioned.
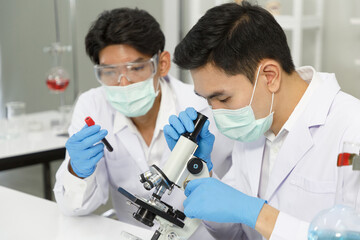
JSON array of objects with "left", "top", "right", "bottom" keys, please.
[
  {"left": 154, "top": 77, "right": 161, "bottom": 96},
  {"left": 269, "top": 92, "right": 274, "bottom": 114},
  {"left": 249, "top": 64, "right": 263, "bottom": 106}
]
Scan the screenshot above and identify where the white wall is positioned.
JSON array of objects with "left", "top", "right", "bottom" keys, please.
[
  {"left": 0, "top": 0, "right": 63, "bottom": 116},
  {"left": 179, "top": 0, "right": 360, "bottom": 99},
  {"left": 277, "top": 0, "right": 360, "bottom": 98},
  {"left": 0, "top": 0, "right": 165, "bottom": 116},
  {"left": 1, "top": 0, "right": 360, "bottom": 117},
  {"left": 0, "top": 44, "right": 2, "bottom": 117},
  {"left": 163, "top": 0, "right": 181, "bottom": 78},
  {"left": 322, "top": 0, "right": 360, "bottom": 98}
]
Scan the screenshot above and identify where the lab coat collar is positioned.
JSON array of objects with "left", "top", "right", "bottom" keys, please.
[
  {"left": 292, "top": 66, "right": 340, "bottom": 128},
  {"left": 264, "top": 120, "right": 314, "bottom": 201},
  {"left": 111, "top": 79, "right": 177, "bottom": 172},
  {"left": 245, "top": 67, "right": 341, "bottom": 200},
  {"left": 264, "top": 67, "right": 340, "bottom": 201},
  {"left": 111, "top": 98, "right": 147, "bottom": 173},
  {"left": 245, "top": 137, "right": 266, "bottom": 197},
  {"left": 266, "top": 66, "right": 322, "bottom": 141},
  {"left": 155, "top": 77, "right": 177, "bottom": 132},
  {"left": 306, "top": 71, "right": 340, "bottom": 127},
  {"left": 282, "top": 66, "right": 322, "bottom": 131},
  {"left": 113, "top": 112, "right": 134, "bottom": 134},
  {"left": 149, "top": 78, "right": 178, "bottom": 167},
  {"left": 117, "top": 128, "right": 148, "bottom": 173}
]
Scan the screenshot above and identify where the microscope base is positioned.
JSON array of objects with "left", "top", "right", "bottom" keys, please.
[{"left": 152, "top": 216, "right": 201, "bottom": 240}]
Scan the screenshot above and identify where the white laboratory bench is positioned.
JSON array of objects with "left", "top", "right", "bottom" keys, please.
[
  {"left": 0, "top": 111, "right": 67, "bottom": 200},
  {"left": 0, "top": 111, "right": 67, "bottom": 158},
  {"left": 0, "top": 186, "right": 153, "bottom": 240}
]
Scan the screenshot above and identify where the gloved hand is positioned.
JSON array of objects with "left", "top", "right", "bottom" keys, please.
[
  {"left": 163, "top": 107, "right": 214, "bottom": 171},
  {"left": 65, "top": 124, "right": 108, "bottom": 178},
  {"left": 184, "top": 177, "right": 266, "bottom": 229}
]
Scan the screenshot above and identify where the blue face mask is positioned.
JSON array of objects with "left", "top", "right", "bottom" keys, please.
[{"left": 212, "top": 65, "right": 274, "bottom": 142}]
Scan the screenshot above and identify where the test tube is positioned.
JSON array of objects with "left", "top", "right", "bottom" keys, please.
[{"left": 85, "top": 116, "right": 113, "bottom": 152}]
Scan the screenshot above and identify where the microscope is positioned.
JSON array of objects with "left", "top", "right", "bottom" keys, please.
[{"left": 118, "top": 112, "right": 210, "bottom": 240}]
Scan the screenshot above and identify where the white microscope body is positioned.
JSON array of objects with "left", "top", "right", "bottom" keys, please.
[{"left": 118, "top": 112, "right": 210, "bottom": 240}]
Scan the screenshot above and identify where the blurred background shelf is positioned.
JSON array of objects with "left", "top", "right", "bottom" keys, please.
[
  {"left": 273, "top": 0, "right": 324, "bottom": 70},
  {"left": 350, "top": 18, "right": 360, "bottom": 25}
]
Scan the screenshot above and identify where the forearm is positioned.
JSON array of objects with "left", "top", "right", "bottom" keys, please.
[
  {"left": 255, "top": 204, "right": 279, "bottom": 240},
  {"left": 68, "top": 160, "right": 83, "bottom": 179}
]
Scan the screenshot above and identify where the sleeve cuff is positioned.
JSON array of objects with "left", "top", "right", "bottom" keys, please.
[
  {"left": 62, "top": 167, "right": 97, "bottom": 209},
  {"left": 270, "top": 211, "right": 310, "bottom": 240}
]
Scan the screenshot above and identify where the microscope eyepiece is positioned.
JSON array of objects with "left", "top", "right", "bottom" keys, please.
[{"left": 183, "top": 112, "right": 208, "bottom": 142}]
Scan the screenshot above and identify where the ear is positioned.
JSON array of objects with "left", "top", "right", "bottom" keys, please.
[
  {"left": 158, "top": 51, "right": 171, "bottom": 77},
  {"left": 261, "top": 60, "right": 281, "bottom": 93}
]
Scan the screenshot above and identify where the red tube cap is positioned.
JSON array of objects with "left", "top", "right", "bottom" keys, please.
[{"left": 85, "top": 116, "right": 95, "bottom": 126}]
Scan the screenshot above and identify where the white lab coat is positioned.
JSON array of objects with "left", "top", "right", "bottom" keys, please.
[
  {"left": 53, "top": 76, "right": 234, "bottom": 239},
  {"left": 204, "top": 70, "right": 360, "bottom": 240}
]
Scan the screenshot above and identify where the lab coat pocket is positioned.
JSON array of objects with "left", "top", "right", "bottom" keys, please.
[
  {"left": 287, "top": 174, "right": 337, "bottom": 220},
  {"left": 290, "top": 174, "right": 336, "bottom": 194}
]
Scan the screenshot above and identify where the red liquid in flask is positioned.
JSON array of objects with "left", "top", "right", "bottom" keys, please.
[{"left": 46, "top": 78, "right": 69, "bottom": 92}]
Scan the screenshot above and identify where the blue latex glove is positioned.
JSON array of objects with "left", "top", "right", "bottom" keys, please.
[
  {"left": 65, "top": 124, "right": 108, "bottom": 178},
  {"left": 163, "top": 107, "right": 214, "bottom": 171},
  {"left": 184, "top": 178, "right": 266, "bottom": 229}
]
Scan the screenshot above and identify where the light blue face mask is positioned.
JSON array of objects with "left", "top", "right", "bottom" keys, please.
[
  {"left": 103, "top": 77, "right": 160, "bottom": 117},
  {"left": 212, "top": 65, "right": 274, "bottom": 142}
]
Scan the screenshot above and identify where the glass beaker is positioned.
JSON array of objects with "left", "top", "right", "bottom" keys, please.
[
  {"left": 58, "top": 104, "right": 73, "bottom": 135},
  {"left": 5, "top": 101, "right": 26, "bottom": 139},
  {"left": 308, "top": 205, "right": 360, "bottom": 240},
  {"left": 308, "top": 141, "right": 360, "bottom": 240},
  {"left": 120, "top": 231, "right": 143, "bottom": 240}
]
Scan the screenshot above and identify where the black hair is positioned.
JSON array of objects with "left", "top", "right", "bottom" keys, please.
[
  {"left": 173, "top": 2, "right": 295, "bottom": 82},
  {"left": 85, "top": 8, "right": 165, "bottom": 64}
]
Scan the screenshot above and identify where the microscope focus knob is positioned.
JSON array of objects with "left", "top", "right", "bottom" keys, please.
[{"left": 187, "top": 157, "right": 203, "bottom": 175}]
